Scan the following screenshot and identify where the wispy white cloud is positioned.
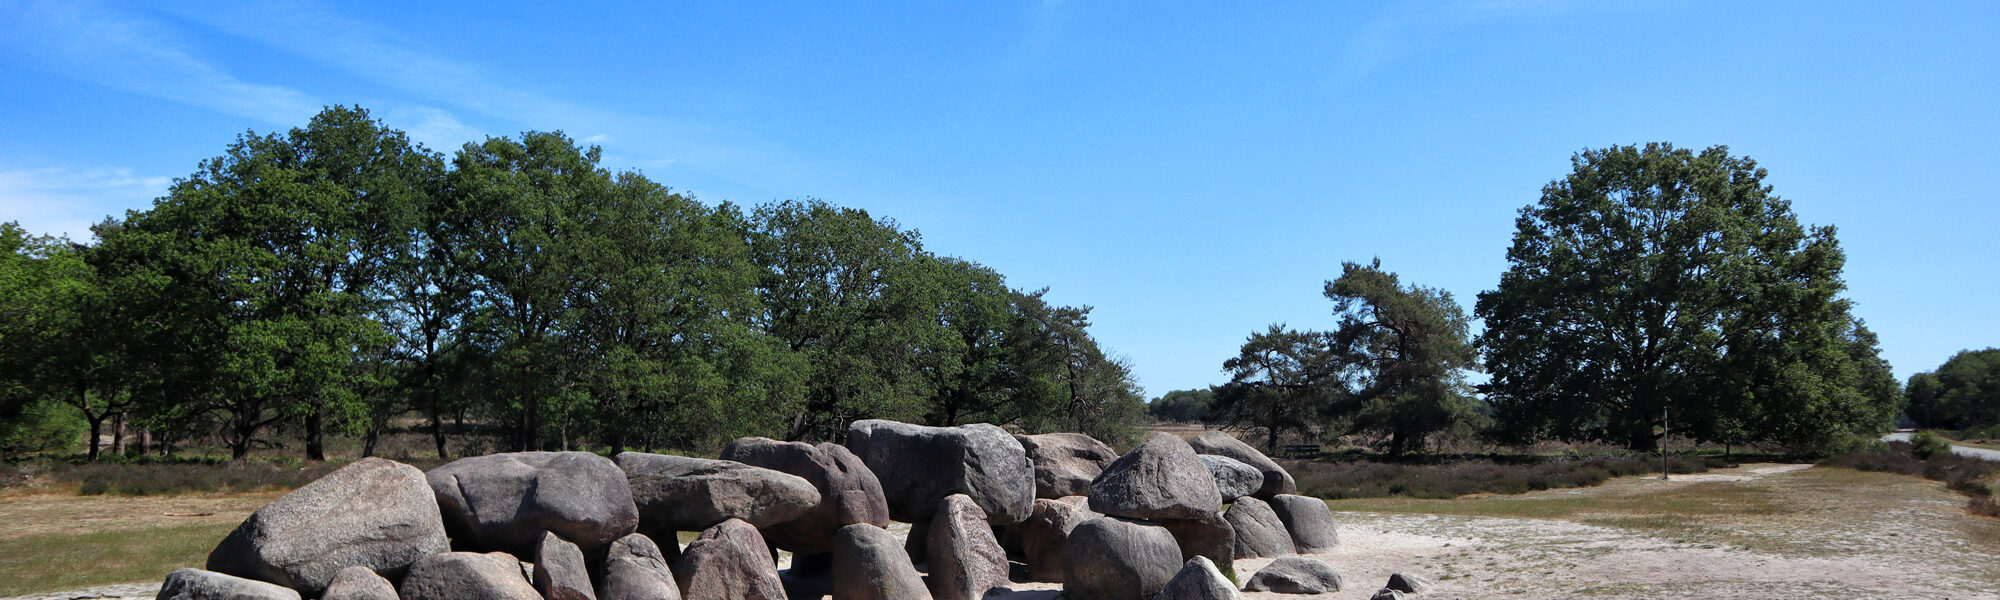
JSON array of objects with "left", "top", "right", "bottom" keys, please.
[
  {"left": 0, "top": 1, "right": 321, "bottom": 126},
  {"left": 155, "top": 0, "right": 809, "bottom": 198},
  {"left": 0, "top": 166, "right": 171, "bottom": 240},
  {"left": 376, "top": 104, "right": 486, "bottom": 154}
]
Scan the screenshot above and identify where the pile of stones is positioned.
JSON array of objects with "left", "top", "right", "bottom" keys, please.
[{"left": 158, "top": 421, "right": 1419, "bottom": 600}]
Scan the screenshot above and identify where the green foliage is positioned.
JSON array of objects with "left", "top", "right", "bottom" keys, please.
[
  {"left": 1148, "top": 389, "right": 1214, "bottom": 423},
  {"left": 2, "top": 107, "right": 1147, "bottom": 459},
  {"left": 1905, "top": 348, "right": 2000, "bottom": 430},
  {"left": 1214, "top": 261, "right": 1482, "bottom": 455},
  {"left": 1323, "top": 260, "right": 1485, "bottom": 455},
  {"left": 0, "top": 399, "right": 84, "bottom": 455},
  {"left": 1910, "top": 431, "right": 1953, "bottom": 460},
  {"left": 1475, "top": 143, "right": 1898, "bottom": 454}
]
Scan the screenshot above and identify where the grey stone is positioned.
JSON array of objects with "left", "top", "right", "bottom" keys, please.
[
  {"left": 1156, "top": 556, "right": 1240, "bottom": 600},
  {"left": 320, "top": 566, "right": 397, "bottom": 600},
  {"left": 778, "top": 552, "right": 832, "bottom": 600},
  {"left": 1386, "top": 572, "right": 1433, "bottom": 594},
  {"left": 534, "top": 532, "right": 596, "bottom": 600},
  {"left": 1268, "top": 495, "right": 1339, "bottom": 553},
  {"left": 1020, "top": 496, "right": 1097, "bottom": 582},
  {"left": 397, "top": 552, "right": 541, "bottom": 600},
  {"left": 428, "top": 451, "right": 639, "bottom": 559},
  {"left": 616, "top": 452, "right": 821, "bottom": 543},
  {"left": 720, "top": 438, "right": 891, "bottom": 554},
  {"left": 1186, "top": 431, "right": 1297, "bottom": 499},
  {"left": 1061, "top": 517, "right": 1182, "bottom": 600},
  {"left": 1014, "top": 433, "right": 1119, "bottom": 499},
  {"left": 673, "top": 519, "right": 787, "bottom": 600},
  {"left": 845, "top": 420, "right": 1035, "bottom": 525},
  {"left": 156, "top": 568, "right": 301, "bottom": 600},
  {"left": 207, "top": 457, "right": 447, "bottom": 596},
  {"left": 1087, "top": 434, "right": 1222, "bottom": 521},
  {"left": 1370, "top": 588, "right": 1408, "bottom": 600},
  {"left": 598, "top": 534, "right": 681, "bottom": 600},
  {"left": 1223, "top": 497, "right": 1295, "bottom": 559},
  {"left": 925, "top": 495, "right": 1009, "bottom": 600},
  {"left": 1243, "top": 557, "right": 1342, "bottom": 594},
  {"left": 832, "top": 524, "right": 931, "bottom": 600},
  {"left": 1196, "top": 455, "right": 1262, "bottom": 501},
  {"left": 1159, "top": 512, "right": 1235, "bottom": 584}
]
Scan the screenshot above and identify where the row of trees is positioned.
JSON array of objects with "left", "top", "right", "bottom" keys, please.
[
  {"left": 0, "top": 106, "right": 1145, "bottom": 460},
  {"left": 1905, "top": 349, "right": 2000, "bottom": 432},
  {"left": 1204, "top": 144, "right": 1902, "bottom": 455}
]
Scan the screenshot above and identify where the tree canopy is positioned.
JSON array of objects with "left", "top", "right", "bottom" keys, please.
[
  {"left": 1213, "top": 261, "right": 1481, "bottom": 455},
  {"left": 1475, "top": 143, "right": 1898, "bottom": 453},
  {"left": 1906, "top": 349, "right": 2000, "bottom": 431},
  {"left": 0, "top": 106, "right": 1146, "bottom": 460}
]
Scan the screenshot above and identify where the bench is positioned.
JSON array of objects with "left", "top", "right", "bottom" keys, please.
[{"left": 1283, "top": 443, "right": 1322, "bottom": 458}]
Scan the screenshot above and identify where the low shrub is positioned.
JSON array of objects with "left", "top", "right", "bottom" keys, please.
[
  {"left": 59, "top": 458, "right": 343, "bottom": 496},
  {"left": 1822, "top": 441, "right": 2000, "bottom": 517},
  {"left": 1290, "top": 454, "right": 1715, "bottom": 500},
  {"left": 1910, "top": 431, "right": 1953, "bottom": 459}
]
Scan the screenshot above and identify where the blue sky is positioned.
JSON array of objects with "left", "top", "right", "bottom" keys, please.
[{"left": 3, "top": 1, "right": 1995, "bottom": 396}]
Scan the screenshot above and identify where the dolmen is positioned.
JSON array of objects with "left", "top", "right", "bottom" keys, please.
[{"left": 162, "top": 423, "right": 1334, "bottom": 600}]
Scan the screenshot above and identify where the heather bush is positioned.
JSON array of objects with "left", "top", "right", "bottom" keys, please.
[
  {"left": 1291, "top": 454, "right": 1716, "bottom": 500},
  {"left": 1822, "top": 441, "right": 1999, "bottom": 517}
]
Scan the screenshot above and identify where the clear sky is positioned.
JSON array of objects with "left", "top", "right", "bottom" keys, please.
[{"left": 3, "top": 1, "right": 1995, "bottom": 397}]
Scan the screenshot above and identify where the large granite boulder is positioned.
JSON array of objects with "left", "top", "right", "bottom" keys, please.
[
  {"left": 598, "top": 533, "right": 681, "bottom": 600},
  {"left": 1269, "top": 495, "right": 1339, "bottom": 553},
  {"left": 534, "top": 532, "right": 596, "bottom": 600},
  {"left": 398, "top": 552, "right": 542, "bottom": 600},
  {"left": 320, "top": 566, "right": 397, "bottom": 600},
  {"left": 1370, "top": 588, "right": 1408, "bottom": 600},
  {"left": 1243, "top": 557, "right": 1343, "bottom": 594},
  {"left": 207, "top": 457, "right": 447, "bottom": 595},
  {"left": 1186, "top": 431, "right": 1297, "bottom": 499},
  {"left": 1386, "top": 572, "right": 1434, "bottom": 594},
  {"left": 673, "top": 519, "right": 786, "bottom": 600},
  {"left": 1159, "top": 512, "right": 1235, "bottom": 583},
  {"left": 719, "top": 437, "right": 891, "bottom": 554},
  {"left": 1196, "top": 455, "right": 1262, "bottom": 501},
  {"left": 1087, "top": 433, "right": 1221, "bottom": 521},
  {"left": 832, "top": 524, "right": 931, "bottom": 600},
  {"left": 1157, "top": 556, "right": 1240, "bottom": 600},
  {"left": 1020, "top": 496, "right": 1097, "bottom": 582},
  {"left": 1015, "top": 432, "right": 1119, "bottom": 499},
  {"left": 615, "top": 452, "right": 820, "bottom": 542},
  {"left": 1223, "top": 497, "right": 1295, "bottom": 559},
  {"left": 1062, "top": 516, "right": 1182, "bottom": 600},
  {"left": 157, "top": 568, "right": 301, "bottom": 600},
  {"left": 427, "top": 451, "right": 638, "bottom": 558},
  {"left": 926, "top": 495, "right": 1010, "bottom": 600},
  {"left": 845, "top": 420, "right": 1034, "bottom": 525}
]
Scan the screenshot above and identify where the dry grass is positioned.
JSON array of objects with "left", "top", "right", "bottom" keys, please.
[
  {"left": 0, "top": 490, "right": 275, "bottom": 596},
  {"left": 0, "top": 521, "right": 242, "bottom": 596},
  {"left": 1329, "top": 463, "right": 2000, "bottom": 598}
]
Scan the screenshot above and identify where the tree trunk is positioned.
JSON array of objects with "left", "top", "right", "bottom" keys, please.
[
  {"left": 86, "top": 413, "right": 105, "bottom": 462},
  {"left": 305, "top": 405, "right": 327, "bottom": 461},
  {"left": 138, "top": 428, "right": 151, "bottom": 456},
  {"left": 430, "top": 387, "right": 449, "bottom": 460},
  {"left": 112, "top": 412, "right": 126, "bottom": 456},
  {"left": 362, "top": 423, "right": 380, "bottom": 458}
]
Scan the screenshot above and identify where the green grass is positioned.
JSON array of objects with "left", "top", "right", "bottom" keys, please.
[
  {"left": 1326, "top": 478, "right": 1786, "bottom": 521},
  {"left": 0, "top": 521, "right": 239, "bottom": 596}
]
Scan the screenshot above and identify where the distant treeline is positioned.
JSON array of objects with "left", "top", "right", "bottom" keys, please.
[
  {"left": 1157, "top": 144, "right": 1909, "bottom": 456},
  {"left": 0, "top": 106, "right": 1144, "bottom": 460}
]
